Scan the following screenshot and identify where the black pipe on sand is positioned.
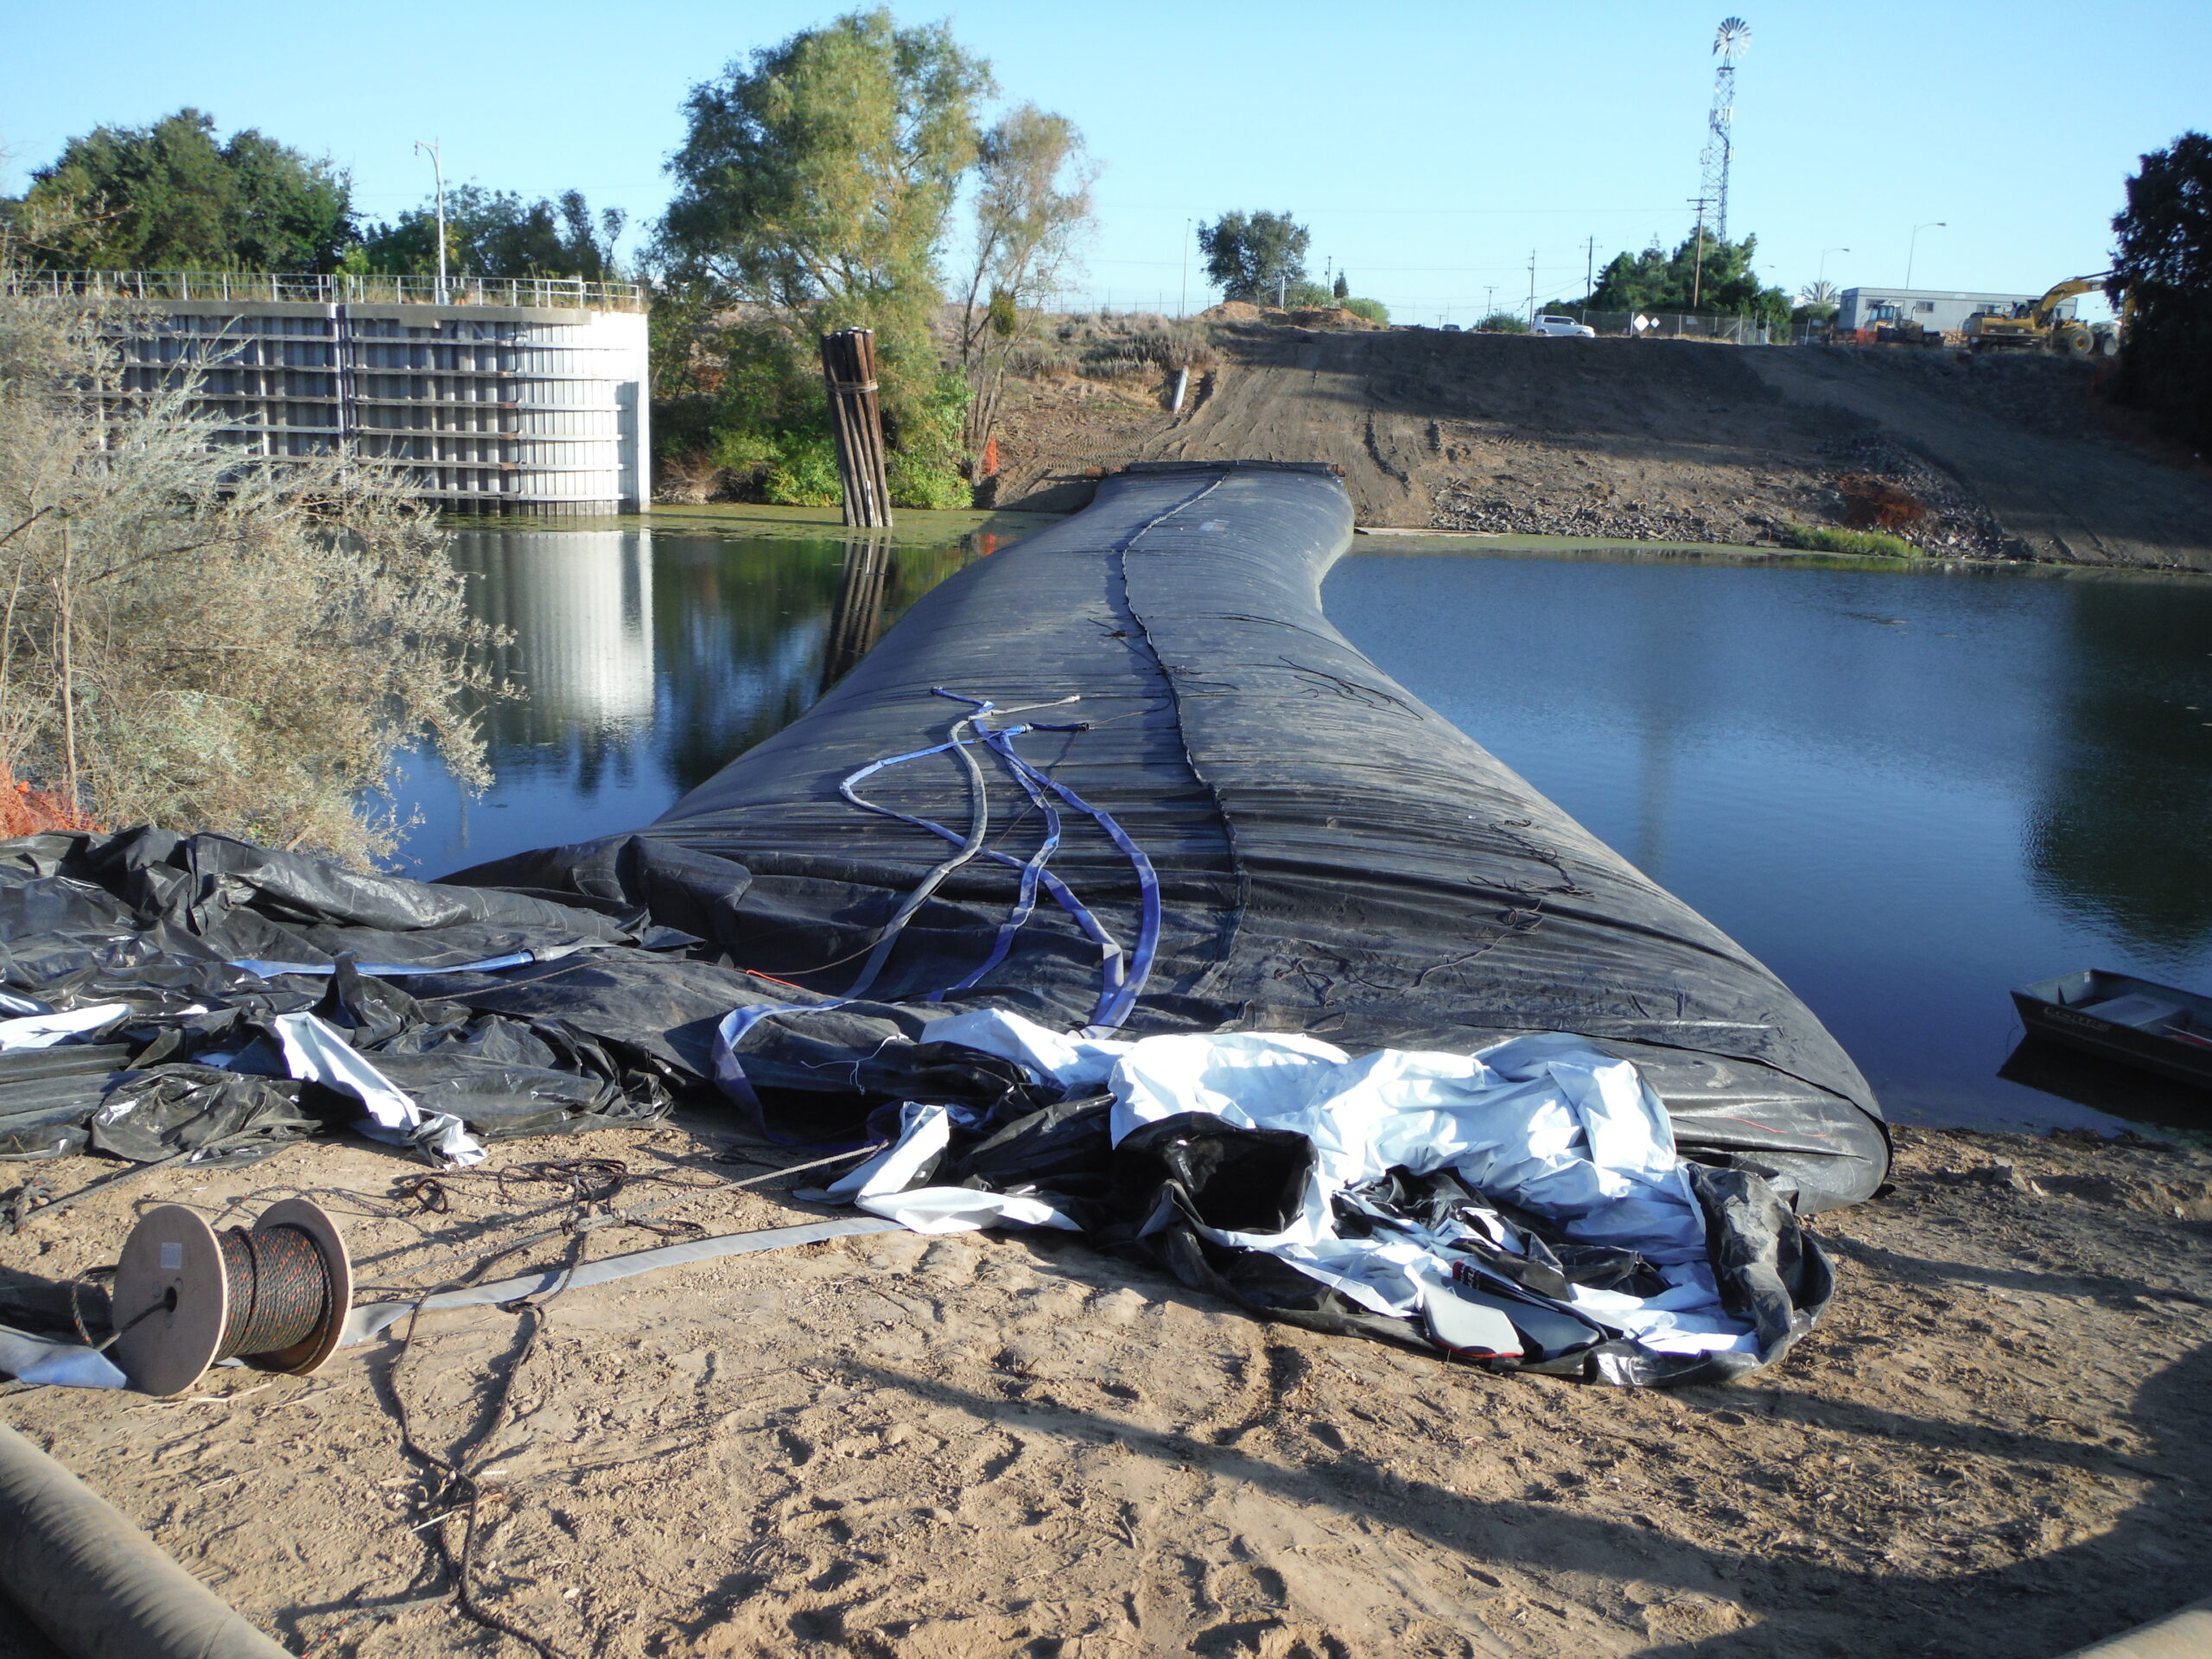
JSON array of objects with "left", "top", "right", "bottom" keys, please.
[{"left": 0, "top": 1421, "right": 286, "bottom": 1659}]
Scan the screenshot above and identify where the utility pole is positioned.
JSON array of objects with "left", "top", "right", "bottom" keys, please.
[
  {"left": 414, "top": 139, "right": 447, "bottom": 303},
  {"left": 1688, "top": 196, "right": 1712, "bottom": 311},
  {"left": 1586, "top": 235, "right": 1596, "bottom": 306},
  {"left": 1526, "top": 248, "right": 1537, "bottom": 322},
  {"left": 1180, "top": 218, "right": 1190, "bottom": 317},
  {"left": 1484, "top": 284, "right": 1497, "bottom": 321}
]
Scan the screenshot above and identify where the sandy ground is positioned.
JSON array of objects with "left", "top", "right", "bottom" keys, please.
[
  {"left": 3, "top": 1116, "right": 2211, "bottom": 1659},
  {"left": 992, "top": 324, "right": 2212, "bottom": 572}
]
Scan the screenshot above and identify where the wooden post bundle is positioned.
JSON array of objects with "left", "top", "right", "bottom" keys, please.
[{"left": 819, "top": 329, "right": 893, "bottom": 528}]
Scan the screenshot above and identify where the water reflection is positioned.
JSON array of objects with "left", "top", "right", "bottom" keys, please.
[
  {"left": 394, "top": 521, "right": 986, "bottom": 877},
  {"left": 1320, "top": 550, "right": 2212, "bottom": 1135},
  {"left": 455, "top": 533, "right": 655, "bottom": 734},
  {"left": 2028, "top": 577, "right": 2212, "bottom": 962},
  {"left": 823, "top": 535, "right": 893, "bottom": 690},
  {"left": 1998, "top": 1037, "right": 2212, "bottom": 1133}
]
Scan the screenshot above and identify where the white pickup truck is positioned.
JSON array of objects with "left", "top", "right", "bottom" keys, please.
[{"left": 1529, "top": 315, "right": 1598, "bottom": 338}]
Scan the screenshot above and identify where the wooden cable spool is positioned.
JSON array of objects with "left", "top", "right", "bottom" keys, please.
[{"left": 110, "top": 1199, "right": 353, "bottom": 1397}]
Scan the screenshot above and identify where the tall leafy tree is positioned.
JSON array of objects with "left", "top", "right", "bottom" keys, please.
[
  {"left": 659, "top": 10, "right": 988, "bottom": 341},
  {"left": 655, "top": 9, "right": 994, "bottom": 503},
  {"left": 9, "top": 109, "right": 353, "bottom": 272},
  {"left": 1197, "top": 211, "right": 1309, "bottom": 303},
  {"left": 2110, "top": 131, "right": 2212, "bottom": 454},
  {"left": 952, "top": 104, "right": 1094, "bottom": 461},
  {"left": 360, "top": 187, "right": 624, "bottom": 280}
]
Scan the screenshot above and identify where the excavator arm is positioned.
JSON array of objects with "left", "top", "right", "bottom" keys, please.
[{"left": 2033, "top": 273, "right": 2112, "bottom": 326}]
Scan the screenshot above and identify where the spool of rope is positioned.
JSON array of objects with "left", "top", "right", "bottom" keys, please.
[{"left": 111, "top": 1199, "right": 353, "bottom": 1397}]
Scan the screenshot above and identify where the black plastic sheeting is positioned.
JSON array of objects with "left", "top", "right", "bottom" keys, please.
[
  {"left": 0, "top": 828, "right": 712, "bottom": 1166},
  {"left": 0, "top": 462, "right": 1885, "bottom": 1382}
]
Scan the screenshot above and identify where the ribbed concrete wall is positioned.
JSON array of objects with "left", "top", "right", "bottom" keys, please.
[{"left": 111, "top": 293, "right": 649, "bottom": 514}]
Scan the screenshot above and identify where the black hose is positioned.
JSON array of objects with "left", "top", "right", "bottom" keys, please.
[{"left": 0, "top": 1421, "right": 288, "bottom": 1659}]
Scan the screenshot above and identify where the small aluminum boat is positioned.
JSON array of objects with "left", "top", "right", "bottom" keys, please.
[{"left": 2012, "top": 969, "right": 2212, "bottom": 1090}]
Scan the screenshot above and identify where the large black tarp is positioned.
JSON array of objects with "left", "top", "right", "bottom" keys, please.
[{"left": 0, "top": 462, "right": 1882, "bottom": 1381}]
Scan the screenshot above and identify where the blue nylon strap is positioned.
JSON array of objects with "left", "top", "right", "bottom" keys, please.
[
  {"left": 957, "top": 702, "right": 1162, "bottom": 1031},
  {"left": 229, "top": 951, "right": 539, "bottom": 980},
  {"left": 836, "top": 715, "right": 1126, "bottom": 1020},
  {"left": 714, "top": 683, "right": 1166, "bottom": 1124},
  {"left": 926, "top": 721, "right": 1065, "bottom": 1004}
]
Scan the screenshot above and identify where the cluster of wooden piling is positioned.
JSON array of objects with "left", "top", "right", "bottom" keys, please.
[{"left": 819, "top": 329, "right": 893, "bottom": 529}]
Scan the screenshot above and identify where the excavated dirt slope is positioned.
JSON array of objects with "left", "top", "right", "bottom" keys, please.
[{"left": 992, "top": 325, "right": 2212, "bottom": 571}]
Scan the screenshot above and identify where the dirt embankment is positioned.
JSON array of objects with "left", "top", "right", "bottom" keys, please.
[
  {"left": 991, "top": 325, "right": 2212, "bottom": 572},
  {"left": 3, "top": 1122, "right": 2212, "bottom": 1657}
]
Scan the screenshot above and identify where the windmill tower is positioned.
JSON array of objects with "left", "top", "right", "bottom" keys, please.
[{"left": 1700, "top": 17, "right": 1751, "bottom": 244}]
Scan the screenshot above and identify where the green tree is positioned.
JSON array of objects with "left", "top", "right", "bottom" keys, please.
[
  {"left": 1280, "top": 276, "right": 1386, "bottom": 323},
  {"left": 656, "top": 9, "right": 993, "bottom": 505},
  {"left": 359, "top": 186, "right": 624, "bottom": 280},
  {"left": 1575, "top": 231, "right": 1789, "bottom": 327},
  {"left": 2110, "top": 131, "right": 2212, "bottom": 454},
  {"left": 952, "top": 104, "right": 1094, "bottom": 466},
  {"left": 8, "top": 109, "right": 353, "bottom": 272},
  {"left": 1332, "top": 270, "right": 1350, "bottom": 301},
  {"left": 1198, "top": 211, "right": 1309, "bottom": 303}
]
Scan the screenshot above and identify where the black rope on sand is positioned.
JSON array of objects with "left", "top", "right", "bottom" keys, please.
[
  {"left": 362, "top": 1143, "right": 880, "bottom": 1658},
  {"left": 384, "top": 1228, "right": 582, "bottom": 1659}
]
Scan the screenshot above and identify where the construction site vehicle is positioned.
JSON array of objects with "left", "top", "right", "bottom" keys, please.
[
  {"left": 1861, "top": 302, "right": 1944, "bottom": 347},
  {"left": 1964, "top": 275, "right": 2121, "bottom": 359}
]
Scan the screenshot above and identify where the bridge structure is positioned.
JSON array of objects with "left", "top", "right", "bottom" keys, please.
[{"left": 17, "top": 271, "right": 652, "bottom": 515}]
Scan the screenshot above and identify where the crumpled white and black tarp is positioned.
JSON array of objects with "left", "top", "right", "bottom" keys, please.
[
  {"left": 802, "top": 1009, "right": 1828, "bottom": 1387},
  {"left": 0, "top": 462, "right": 1872, "bottom": 1387}
]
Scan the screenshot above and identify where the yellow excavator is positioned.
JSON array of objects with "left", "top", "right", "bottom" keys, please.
[{"left": 1964, "top": 274, "right": 2124, "bottom": 358}]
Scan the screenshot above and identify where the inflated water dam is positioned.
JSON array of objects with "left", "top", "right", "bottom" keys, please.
[{"left": 603, "top": 460, "right": 1889, "bottom": 1215}]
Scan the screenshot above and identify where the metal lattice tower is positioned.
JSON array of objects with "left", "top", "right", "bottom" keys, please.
[{"left": 1699, "top": 18, "right": 1750, "bottom": 244}]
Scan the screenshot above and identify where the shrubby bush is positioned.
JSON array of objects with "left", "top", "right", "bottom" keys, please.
[{"left": 0, "top": 269, "right": 498, "bottom": 863}]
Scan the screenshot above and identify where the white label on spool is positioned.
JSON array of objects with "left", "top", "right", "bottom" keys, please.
[{"left": 159, "top": 1242, "right": 183, "bottom": 1269}]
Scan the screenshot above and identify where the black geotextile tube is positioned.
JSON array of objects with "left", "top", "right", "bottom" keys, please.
[
  {"left": 635, "top": 461, "right": 1890, "bottom": 1212},
  {"left": 0, "top": 1421, "right": 289, "bottom": 1659}
]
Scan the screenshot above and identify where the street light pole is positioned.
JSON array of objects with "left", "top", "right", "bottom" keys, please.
[
  {"left": 1904, "top": 221, "right": 1945, "bottom": 292},
  {"left": 1819, "top": 245, "right": 1850, "bottom": 285},
  {"left": 415, "top": 139, "right": 447, "bottom": 303}
]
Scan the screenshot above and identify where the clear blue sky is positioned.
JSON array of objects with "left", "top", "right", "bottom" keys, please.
[{"left": 6, "top": 0, "right": 2204, "bottom": 321}]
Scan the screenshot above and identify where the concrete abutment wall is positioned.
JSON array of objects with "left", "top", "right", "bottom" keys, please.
[{"left": 52, "top": 275, "right": 652, "bottom": 514}]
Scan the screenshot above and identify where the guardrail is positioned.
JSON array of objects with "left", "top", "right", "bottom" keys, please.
[{"left": 5, "top": 270, "right": 647, "bottom": 312}]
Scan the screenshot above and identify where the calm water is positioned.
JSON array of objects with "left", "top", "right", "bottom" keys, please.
[
  {"left": 387, "top": 510, "right": 1025, "bottom": 876},
  {"left": 394, "top": 525, "right": 2212, "bottom": 1137},
  {"left": 1325, "top": 549, "right": 2212, "bottom": 1135}
]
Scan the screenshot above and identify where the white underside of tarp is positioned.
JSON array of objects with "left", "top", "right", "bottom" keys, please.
[
  {"left": 836, "top": 1010, "right": 1755, "bottom": 1357},
  {"left": 0, "top": 1322, "right": 125, "bottom": 1389},
  {"left": 0, "top": 1003, "right": 129, "bottom": 1051},
  {"left": 270, "top": 1012, "right": 484, "bottom": 1166}
]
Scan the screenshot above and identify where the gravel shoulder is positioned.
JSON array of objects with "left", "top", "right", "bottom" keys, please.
[
  {"left": 993, "top": 326, "right": 2212, "bottom": 572},
  {"left": 2, "top": 1121, "right": 2209, "bottom": 1657}
]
